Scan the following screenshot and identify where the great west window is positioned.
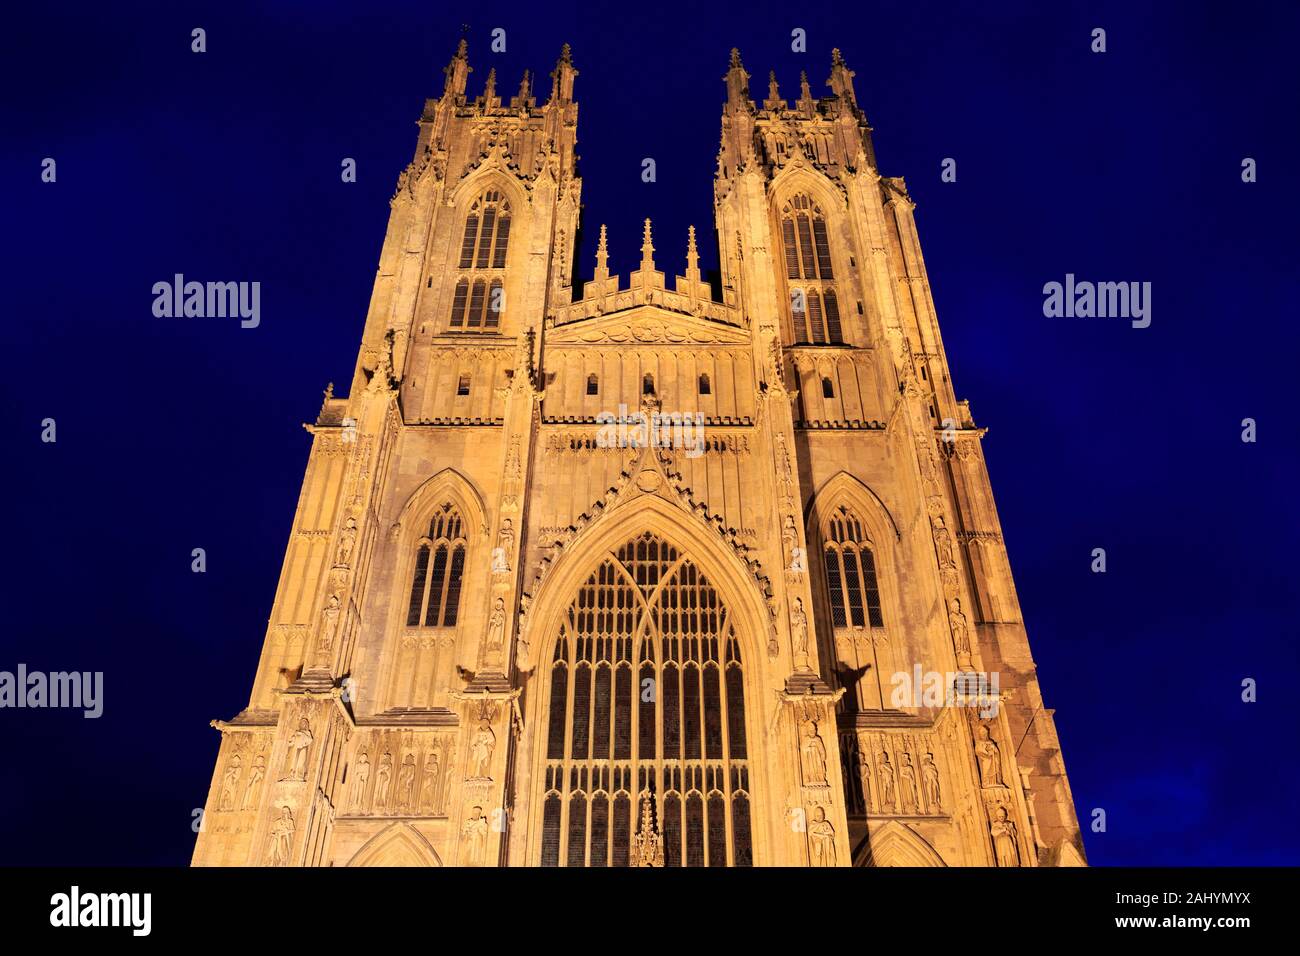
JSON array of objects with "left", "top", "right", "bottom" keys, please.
[{"left": 538, "top": 532, "right": 753, "bottom": 866}]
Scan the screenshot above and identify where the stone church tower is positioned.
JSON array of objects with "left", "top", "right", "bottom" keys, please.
[{"left": 192, "top": 41, "right": 1085, "bottom": 867}]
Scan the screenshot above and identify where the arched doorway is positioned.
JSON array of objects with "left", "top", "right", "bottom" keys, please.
[{"left": 535, "top": 531, "right": 754, "bottom": 867}]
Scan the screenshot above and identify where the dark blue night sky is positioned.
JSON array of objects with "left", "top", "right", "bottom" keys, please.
[{"left": 1, "top": 1, "right": 1296, "bottom": 865}]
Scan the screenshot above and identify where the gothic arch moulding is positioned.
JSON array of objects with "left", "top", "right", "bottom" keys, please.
[
  {"left": 767, "top": 162, "right": 848, "bottom": 216},
  {"left": 346, "top": 823, "right": 443, "bottom": 867},
  {"left": 393, "top": 467, "right": 489, "bottom": 543},
  {"left": 523, "top": 493, "right": 773, "bottom": 674},
  {"left": 855, "top": 821, "right": 947, "bottom": 867},
  {"left": 805, "top": 471, "right": 900, "bottom": 543},
  {"left": 446, "top": 165, "right": 530, "bottom": 214}
]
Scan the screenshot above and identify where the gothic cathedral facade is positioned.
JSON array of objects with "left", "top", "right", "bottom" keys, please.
[{"left": 193, "top": 41, "right": 1085, "bottom": 868}]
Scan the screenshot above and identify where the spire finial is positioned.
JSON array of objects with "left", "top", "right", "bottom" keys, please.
[
  {"left": 797, "top": 70, "right": 815, "bottom": 113},
  {"left": 548, "top": 42, "right": 579, "bottom": 104},
  {"left": 764, "top": 70, "right": 786, "bottom": 110},
  {"left": 827, "top": 48, "right": 857, "bottom": 105},
  {"left": 519, "top": 69, "right": 531, "bottom": 100},
  {"left": 594, "top": 224, "right": 609, "bottom": 281},
  {"left": 484, "top": 66, "right": 497, "bottom": 100},
  {"left": 724, "top": 48, "right": 753, "bottom": 111},
  {"left": 442, "top": 37, "right": 472, "bottom": 101},
  {"left": 685, "top": 225, "right": 700, "bottom": 282},
  {"left": 641, "top": 218, "right": 655, "bottom": 270}
]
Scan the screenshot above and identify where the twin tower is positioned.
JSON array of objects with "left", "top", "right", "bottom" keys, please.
[{"left": 193, "top": 39, "right": 1085, "bottom": 867}]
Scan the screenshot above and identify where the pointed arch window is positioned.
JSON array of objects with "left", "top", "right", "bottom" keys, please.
[
  {"left": 458, "top": 190, "right": 512, "bottom": 270},
  {"left": 822, "top": 506, "right": 884, "bottom": 629},
  {"left": 539, "top": 533, "right": 753, "bottom": 867},
  {"left": 406, "top": 504, "right": 468, "bottom": 628},
  {"left": 781, "top": 195, "right": 833, "bottom": 281},
  {"left": 781, "top": 195, "right": 844, "bottom": 345},
  {"left": 449, "top": 190, "right": 511, "bottom": 332}
]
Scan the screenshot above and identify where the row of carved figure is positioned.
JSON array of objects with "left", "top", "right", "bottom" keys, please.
[
  {"left": 843, "top": 735, "right": 945, "bottom": 817},
  {"left": 346, "top": 744, "right": 455, "bottom": 816}
]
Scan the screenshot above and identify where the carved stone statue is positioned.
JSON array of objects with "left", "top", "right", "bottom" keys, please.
[
  {"left": 486, "top": 597, "right": 506, "bottom": 654},
  {"left": 856, "top": 750, "right": 872, "bottom": 811},
  {"left": 774, "top": 432, "right": 793, "bottom": 487},
  {"left": 349, "top": 751, "right": 370, "bottom": 810},
  {"left": 898, "top": 752, "right": 919, "bottom": 813},
  {"left": 266, "top": 806, "right": 294, "bottom": 866},
  {"left": 420, "top": 751, "right": 441, "bottom": 812},
  {"left": 922, "top": 752, "right": 942, "bottom": 810},
  {"left": 336, "top": 516, "right": 357, "bottom": 566},
  {"left": 781, "top": 514, "right": 798, "bottom": 565},
  {"left": 933, "top": 517, "right": 954, "bottom": 569},
  {"left": 284, "top": 718, "right": 313, "bottom": 781},
  {"left": 808, "top": 806, "right": 836, "bottom": 867},
  {"left": 240, "top": 753, "right": 265, "bottom": 810},
  {"left": 462, "top": 805, "right": 489, "bottom": 865},
  {"left": 947, "top": 597, "right": 970, "bottom": 656},
  {"left": 319, "top": 593, "right": 341, "bottom": 652},
  {"left": 975, "top": 724, "right": 1005, "bottom": 788},
  {"left": 469, "top": 719, "right": 497, "bottom": 778},
  {"left": 496, "top": 519, "right": 515, "bottom": 568},
  {"left": 790, "top": 597, "right": 809, "bottom": 658},
  {"left": 374, "top": 752, "right": 393, "bottom": 809},
  {"left": 219, "top": 755, "right": 241, "bottom": 811},
  {"left": 878, "top": 752, "right": 897, "bottom": 812},
  {"left": 799, "top": 719, "right": 828, "bottom": 786},
  {"left": 990, "top": 806, "right": 1021, "bottom": 867},
  {"left": 396, "top": 753, "right": 417, "bottom": 809}
]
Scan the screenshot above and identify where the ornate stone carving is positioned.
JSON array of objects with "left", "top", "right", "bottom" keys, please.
[
  {"left": 922, "top": 752, "right": 942, "bottom": 811},
  {"left": 807, "top": 806, "right": 836, "bottom": 867},
  {"left": 975, "top": 724, "right": 1006, "bottom": 789},
  {"left": 630, "top": 794, "right": 665, "bottom": 867},
  {"left": 799, "top": 719, "right": 828, "bottom": 786},
  {"left": 990, "top": 806, "right": 1021, "bottom": 867},
  {"left": 282, "top": 718, "right": 313, "bottom": 782},
  {"left": 240, "top": 752, "right": 265, "bottom": 811},
  {"left": 878, "top": 751, "right": 898, "bottom": 812},
  {"left": 374, "top": 752, "right": 393, "bottom": 810},
  {"left": 461, "top": 806, "right": 489, "bottom": 866},
  {"left": 396, "top": 753, "right": 417, "bottom": 809},
  {"left": 468, "top": 718, "right": 497, "bottom": 779},
  {"left": 219, "top": 754, "right": 241, "bottom": 811},
  {"left": 349, "top": 752, "right": 370, "bottom": 810},
  {"left": 266, "top": 806, "right": 294, "bottom": 866}
]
